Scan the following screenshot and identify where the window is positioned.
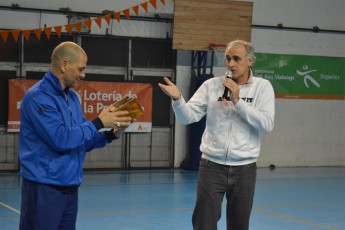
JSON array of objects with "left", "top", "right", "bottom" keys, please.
[
  {"left": 24, "top": 35, "right": 74, "bottom": 63},
  {"left": 81, "top": 36, "right": 128, "bottom": 66},
  {"left": 132, "top": 39, "right": 176, "bottom": 68}
]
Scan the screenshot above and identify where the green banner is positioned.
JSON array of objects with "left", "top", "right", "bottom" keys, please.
[{"left": 253, "top": 53, "right": 345, "bottom": 99}]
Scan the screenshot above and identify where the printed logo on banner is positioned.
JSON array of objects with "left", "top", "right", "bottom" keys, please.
[
  {"left": 7, "top": 80, "right": 153, "bottom": 132},
  {"left": 296, "top": 65, "right": 320, "bottom": 89},
  {"left": 253, "top": 53, "right": 345, "bottom": 100}
]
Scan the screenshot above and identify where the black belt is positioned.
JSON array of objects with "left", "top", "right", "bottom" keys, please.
[{"left": 46, "top": 183, "right": 79, "bottom": 194}]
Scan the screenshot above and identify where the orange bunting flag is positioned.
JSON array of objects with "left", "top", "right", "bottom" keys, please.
[
  {"left": 132, "top": 5, "right": 139, "bottom": 16},
  {"left": 33, "top": 28, "right": 42, "bottom": 40},
  {"left": 44, "top": 27, "right": 52, "bottom": 39},
  {"left": 122, "top": 9, "right": 130, "bottom": 19},
  {"left": 22, "top": 30, "right": 31, "bottom": 42},
  {"left": 114, "top": 12, "right": 121, "bottom": 22},
  {"left": 103, "top": 15, "right": 111, "bottom": 25},
  {"left": 64, "top": 24, "right": 73, "bottom": 34},
  {"left": 0, "top": 31, "right": 10, "bottom": 43},
  {"left": 84, "top": 20, "right": 92, "bottom": 30},
  {"left": 141, "top": 2, "right": 148, "bottom": 13},
  {"left": 94, "top": 17, "right": 103, "bottom": 29},
  {"left": 149, "top": 0, "right": 157, "bottom": 9},
  {"left": 11, "top": 30, "right": 20, "bottom": 43},
  {"left": 54, "top": 26, "right": 62, "bottom": 37},
  {"left": 0, "top": 0, "right": 171, "bottom": 43},
  {"left": 74, "top": 22, "right": 83, "bottom": 33}
]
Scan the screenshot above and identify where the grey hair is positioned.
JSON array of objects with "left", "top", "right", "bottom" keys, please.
[{"left": 226, "top": 40, "right": 256, "bottom": 64}]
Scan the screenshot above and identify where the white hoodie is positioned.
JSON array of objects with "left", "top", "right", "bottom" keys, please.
[{"left": 172, "top": 71, "right": 275, "bottom": 166}]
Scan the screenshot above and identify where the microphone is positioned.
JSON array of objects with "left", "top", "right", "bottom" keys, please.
[{"left": 222, "top": 71, "right": 232, "bottom": 102}]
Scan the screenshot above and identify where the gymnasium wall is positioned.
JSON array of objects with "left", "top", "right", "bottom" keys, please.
[
  {"left": 0, "top": 0, "right": 344, "bottom": 168},
  {"left": 175, "top": 0, "right": 345, "bottom": 167}
]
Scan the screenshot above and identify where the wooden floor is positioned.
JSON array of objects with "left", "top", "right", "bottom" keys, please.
[{"left": 1, "top": 167, "right": 344, "bottom": 230}]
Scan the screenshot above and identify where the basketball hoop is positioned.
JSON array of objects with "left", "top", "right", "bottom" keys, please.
[{"left": 209, "top": 43, "right": 227, "bottom": 65}]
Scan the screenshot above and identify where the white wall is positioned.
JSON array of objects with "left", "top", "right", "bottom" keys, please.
[
  {"left": 1, "top": 0, "right": 344, "bottom": 167},
  {"left": 251, "top": 2, "right": 345, "bottom": 167},
  {"left": 175, "top": 0, "right": 345, "bottom": 167}
]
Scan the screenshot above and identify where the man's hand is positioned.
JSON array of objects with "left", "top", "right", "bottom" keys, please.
[
  {"left": 98, "top": 104, "right": 132, "bottom": 128},
  {"left": 158, "top": 77, "right": 181, "bottom": 100},
  {"left": 223, "top": 78, "right": 240, "bottom": 104}
]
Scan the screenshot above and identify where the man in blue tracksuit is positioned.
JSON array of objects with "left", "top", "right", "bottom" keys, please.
[{"left": 19, "top": 41, "right": 132, "bottom": 230}]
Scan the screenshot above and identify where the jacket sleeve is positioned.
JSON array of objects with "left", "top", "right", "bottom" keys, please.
[
  {"left": 235, "top": 80, "right": 275, "bottom": 134},
  {"left": 84, "top": 131, "right": 109, "bottom": 152},
  {"left": 24, "top": 92, "right": 107, "bottom": 152},
  {"left": 172, "top": 83, "right": 208, "bottom": 125}
]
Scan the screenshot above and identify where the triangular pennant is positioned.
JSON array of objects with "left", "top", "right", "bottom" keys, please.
[
  {"left": 132, "top": 5, "right": 139, "bottom": 16},
  {"left": 160, "top": 0, "right": 165, "bottom": 5},
  {"left": 114, "top": 12, "right": 121, "bottom": 22},
  {"left": 11, "top": 30, "right": 20, "bottom": 43},
  {"left": 74, "top": 22, "right": 83, "bottom": 33},
  {"left": 22, "top": 30, "right": 31, "bottom": 42},
  {"left": 94, "top": 17, "right": 103, "bottom": 29},
  {"left": 149, "top": 0, "right": 157, "bottom": 9},
  {"left": 122, "top": 9, "right": 130, "bottom": 19},
  {"left": 33, "top": 28, "right": 42, "bottom": 40},
  {"left": 84, "top": 19, "right": 92, "bottom": 30},
  {"left": 64, "top": 24, "right": 73, "bottom": 34},
  {"left": 103, "top": 15, "right": 111, "bottom": 25},
  {"left": 141, "top": 2, "right": 148, "bottom": 13},
  {"left": 54, "top": 26, "right": 62, "bottom": 37},
  {"left": 44, "top": 27, "right": 52, "bottom": 39},
  {"left": 0, "top": 31, "right": 9, "bottom": 43}
]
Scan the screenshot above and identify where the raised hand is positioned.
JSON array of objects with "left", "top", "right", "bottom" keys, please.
[{"left": 158, "top": 77, "right": 181, "bottom": 100}]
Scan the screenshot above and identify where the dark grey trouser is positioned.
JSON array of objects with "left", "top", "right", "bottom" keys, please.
[{"left": 192, "top": 158, "right": 257, "bottom": 230}]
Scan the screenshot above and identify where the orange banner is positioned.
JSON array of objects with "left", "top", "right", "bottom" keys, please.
[{"left": 8, "top": 79, "right": 152, "bottom": 132}]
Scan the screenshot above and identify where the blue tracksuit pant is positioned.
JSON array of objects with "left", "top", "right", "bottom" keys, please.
[{"left": 19, "top": 179, "right": 79, "bottom": 230}]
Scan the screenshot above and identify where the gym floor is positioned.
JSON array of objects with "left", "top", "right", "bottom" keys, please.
[{"left": 1, "top": 167, "right": 344, "bottom": 230}]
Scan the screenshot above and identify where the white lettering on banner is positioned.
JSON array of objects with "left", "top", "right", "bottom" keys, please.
[
  {"left": 255, "top": 69, "right": 275, "bottom": 74},
  {"left": 256, "top": 74, "right": 274, "bottom": 80},
  {"left": 96, "top": 103, "right": 107, "bottom": 113},
  {"left": 82, "top": 90, "right": 138, "bottom": 101},
  {"left": 274, "top": 75, "right": 295, "bottom": 81},
  {"left": 319, "top": 74, "right": 340, "bottom": 81},
  {"left": 256, "top": 69, "right": 275, "bottom": 81},
  {"left": 83, "top": 102, "right": 94, "bottom": 113},
  {"left": 78, "top": 90, "right": 140, "bottom": 114}
]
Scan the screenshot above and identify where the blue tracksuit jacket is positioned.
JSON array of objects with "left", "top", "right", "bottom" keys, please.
[{"left": 19, "top": 70, "right": 110, "bottom": 186}]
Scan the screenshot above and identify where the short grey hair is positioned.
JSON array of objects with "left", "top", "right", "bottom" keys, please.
[{"left": 226, "top": 40, "right": 256, "bottom": 64}]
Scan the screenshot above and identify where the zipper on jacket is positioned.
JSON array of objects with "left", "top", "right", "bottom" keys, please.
[
  {"left": 224, "top": 113, "right": 233, "bottom": 164},
  {"left": 64, "top": 91, "right": 81, "bottom": 185},
  {"left": 64, "top": 92, "right": 73, "bottom": 126}
]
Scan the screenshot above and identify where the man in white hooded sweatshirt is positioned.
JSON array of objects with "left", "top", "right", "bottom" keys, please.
[{"left": 159, "top": 40, "right": 275, "bottom": 230}]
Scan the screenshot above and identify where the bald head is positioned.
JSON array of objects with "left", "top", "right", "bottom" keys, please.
[
  {"left": 50, "top": 42, "right": 88, "bottom": 90},
  {"left": 51, "top": 41, "right": 87, "bottom": 67}
]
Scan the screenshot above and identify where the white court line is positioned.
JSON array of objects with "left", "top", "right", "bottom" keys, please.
[{"left": 0, "top": 201, "right": 20, "bottom": 214}]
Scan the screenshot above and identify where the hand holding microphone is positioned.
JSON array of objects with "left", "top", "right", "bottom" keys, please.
[
  {"left": 222, "top": 70, "right": 240, "bottom": 104},
  {"left": 222, "top": 71, "right": 232, "bottom": 101}
]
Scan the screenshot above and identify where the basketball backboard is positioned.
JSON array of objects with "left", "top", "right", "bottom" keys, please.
[{"left": 172, "top": 0, "right": 253, "bottom": 51}]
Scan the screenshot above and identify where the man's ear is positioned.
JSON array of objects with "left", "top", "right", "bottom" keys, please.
[
  {"left": 248, "top": 58, "right": 254, "bottom": 68},
  {"left": 60, "top": 59, "right": 67, "bottom": 73}
]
